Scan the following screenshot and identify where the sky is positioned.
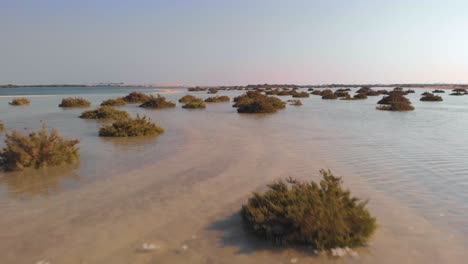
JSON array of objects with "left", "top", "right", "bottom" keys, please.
[{"left": 1, "top": 0, "right": 468, "bottom": 86}]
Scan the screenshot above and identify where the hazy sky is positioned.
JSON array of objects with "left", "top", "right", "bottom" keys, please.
[{"left": 1, "top": 0, "right": 468, "bottom": 85}]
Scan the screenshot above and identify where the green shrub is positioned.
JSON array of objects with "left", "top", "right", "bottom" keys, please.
[
  {"left": 377, "top": 93, "right": 411, "bottom": 105},
  {"left": 122, "top": 92, "right": 151, "bottom": 103},
  {"left": 182, "top": 99, "right": 206, "bottom": 109},
  {"left": 207, "top": 88, "right": 218, "bottom": 94},
  {"left": 233, "top": 91, "right": 285, "bottom": 113},
  {"left": 205, "top": 96, "right": 230, "bottom": 103},
  {"left": 100, "top": 98, "right": 127, "bottom": 107},
  {"left": 420, "top": 94, "right": 443, "bottom": 102},
  {"left": 241, "top": 170, "right": 377, "bottom": 250},
  {"left": 287, "top": 99, "right": 302, "bottom": 106},
  {"left": 0, "top": 126, "right": 80, "bottom": 171},
  {"left": 59, "top": 97, "right": 91, "bottom": 107},
  {"left": 9, "top": 98, "right": 30, "bottom": 106},
  {"left": 341, "top": 93, "right": 367, "bottom": 100},
  {"left": 291, "top": 91, "right": 310, "bottom": 98},
  {"left": 188, "top": 87, "right": 207, "bottom": 92},
  {"left": 322, "top": 93, "right": 338, "bottom": 100},
  {"left": 311, "top": 90, "right": 322, "bottom": 95},
  {"left": 79, "top": 106, "right": 130, "bottom": 120},
  {"left": 99, "top": 115, "right": 164, "bottom": 137},
  {"left": 277, "top": 90, "right": 292, "bottom": 96},
  {"left": 433, "top": 89, "right": 445, "bottom": 93},
  {"left": 179, "top": 95, "right": 198, "bottom": 103},
  {"left": 334, "top": 91, "right": 349, "bottom": 98},
  {"left": 139, "top": 95, "right": 176, "bottom": 109},
  {"left": 0, "top": 121, "right": 4, "bottom": 132}
]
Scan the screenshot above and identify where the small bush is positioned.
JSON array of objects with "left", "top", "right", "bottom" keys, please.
[
  {"left": 205, "top": 96, "right": 230, "bottom": 103},
  {"left": 100, "top": 98, "right": 127, "bottom": 107},
  {"left": 9, "top": 98, "right": 30, "bottom": 106},
  {"left": 334, "top": 91, "right": 349, "bottom": 98},
  {"left": 420, "top": 94, "right": 443, "bottom": 102},
  {"left": 207, "top": 88, "right": 218, "bottom": 94},
  {"left": 433, "top": 89, "right": 445, "bottom": 93},
  {"left": 233, "top": 91, "right": 285, "bottom": 113},
  {"left": 139, "top": 95, "right": 176, "bottom": 109},
  {"left": 341, "top": 93, "right": 367, "bottom": 100},
  {"left": 291, "top": 91, "right": 310, "bottom": 98},
  {"left": 377, "top": 93, "right": 414, "bottom": 111},
  {"left": 179, "top": 95, "right": 198, "bottom": 103},
  {"left": 99, "top": 115, "right": 164, "bottom": 137},
  {"left": 59, "top": 97, "right": 91, "bottom": 107},
  {"left": 241, "top": 170, "right": 377, "bottom": 250},
  {"left": 188, "top": 87, "right": 207, "bottom": 92},
  {"left": 287, "top": 99, "right": 302, "bottom": 106},
  {"left": 0, "top": 121, "right": 4, "bottom": 132},
  {"left": 311, "top": 90, "right": 322, "bottom": 95},
  {"left": 79, "top": 106, "right": 130, "bottom": 120},
  {"left": 122, "top": 92, "right": 151, "bottom": 103},
  {"left": 182, "top": 99, "right": 206, "bottom": 109},
  {"left": 356, "top": 87, "right": 372, "bottom": 94},
  {"left": 0, "top": 126, "right": 79, "bottom": 171},
  {"left": 322, "top": 93, "right": 338, "bottom": 100}
]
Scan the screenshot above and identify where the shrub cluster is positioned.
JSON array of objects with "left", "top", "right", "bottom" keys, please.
[
  {"left": 139, "top": 95, "right": 176, "bottom": 109},
  {"left": 233, "top": 91, "right": 285, "bottom": 113},
  {"left": 377, "top": 93, "right": 414, "bottom": 111},
  {"left": 99, "top": 115, "right": 164, "bottom": 137},
  {"left": 0, "top": 121, "right": 4, "bottom": 132},
  {"left": 287, "top": 99, "right": 302, "bottom": 106},
  {"left": 291, "top": 91, "right": 310, "bottom": 98},
  {"left": 59, "top": 97, "right": 91, "bottom": 107},
  {"left": 0, "top": 126, "right": 80, "bottom": 171},
  {"left": 205, "top": 96, "right": 230, "bottom": 103},
  {"left": 123, "top": 92, "right": 151, "bottom": 103},
  {"left": 432, "top": 89, "right": 445, "bottom": 93},
  {"left": 79, "top": 106, "right": 130, "bottom": 120},
  {"left": 420, "top": 94, "right": 443, "bottom": 102},
  {"left": 322, "top": 92, "right": 338, "bottom": 100},
  {"left": 188, "top": 87, "right": 208, "bottom": 91},
  {"left": 450, "top": 88, "right": 467, "bottom": 96},
  {"left": 179, "top": 95, "right": 198, "bottom": 103},
  {"left": 241, "top": 170, "right": 377, "bottom": 249},
  {"left": 100, "top": 98, "right": 127, "bottom": 107},
  {"left": 341, "top": 93, "right": 367, "bottom": 100},
  {"left": 207, "top": 88, "right": 218, "bottom": 94},
  {"left": 9, "top": 98, "right": 30, "bottom": 106},
  {"left": 182, "top": 98, "right": 206, "bottom": 109}
]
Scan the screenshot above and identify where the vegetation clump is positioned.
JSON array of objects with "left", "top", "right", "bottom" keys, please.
[
  {"left": 433, "top": 89, "right": 445, "bottom": 93},
  {"left": 0, "top": 126, "right": 80, "bottom": 171},
  {"left": 9, "top": 98, "right": 30, "bottom": 106},
  {"left": 341, "top": 93, "right": 367, "bottom": 100},
  {"left": 79, "top": 106, "right": 130, "bottom": 120},
  {"left": 420, "top": 94, "right": 443, "bottom": 102},
  {"left": 139, "top": 95, "right": 176, "bottom": 109},
  {"left": 233, "top": 91, "right": 285, "bottom": 113},
  {"left": 188, "top": 87, "right": 208, "bottom": 92},
  {"left": 122, "top": 92, "right": 151, "bottom": 103},
  {"left": 291, "top": 91, "right": 310, "bottom": 98},
  {"left": 182, "top": 98, "right": 206, "bottom": 109},
  {"left": 311, "top": 90, "right": 322, "bottom": 95},
  {"left": 334, "top": 91, "right": 349, "bottom": 98},
  {"left": 241, "top": 170, "right": 377, "bottom": 250},
  {"left": 99, "top": 115, "right": 164, "bottom": 137},
  {"left": 377, "top": 93, "right": 414, "bottom": 111},
  {"left": 322, "top": 93, "right": 338, "bottom": 100},
  {"left": 59, "top": 97, "right": 91, "bottom": 107},
  {"left": 179, "top": 95, "right": 198, "bottom": 103},
  {"left": 0, "top": 121, "right": 4, "bottom": 132},
  {"left": 205, "top": 96, "right": 230, "bottom": 103},
  {"left": 100, "top": 98, "right": 127, "bottom": 107},
  {"left": 207, "top": 88, "right": 218, "bottom": 94},
  {"left": 287, "top": 99, "right": 302, "bottom": 106},
  {"left": 450, "top": 88, "right": 467, "bottom": 96}
]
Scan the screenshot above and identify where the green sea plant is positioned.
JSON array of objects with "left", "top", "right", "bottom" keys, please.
[
  {"left": 205, "top": 96, "right": 230, "bottom": 103},
  {"left": 241, "top": 170, "right": 377, "bottom": 250},
  {"left": 99, "top": 115, "right": 164, "bottom": 137},
  {"left": 0, "top": 125, "right": 80, "bottom": 171},
  {"left": 233, "top": 91, "right": 285, "bottom": 113},
  {"left": 100, "top": 98, "right": 127, "bottom": 107},
  {"left": 79, "top": 106, "right": 130, "bottom": 120},
  {"left": 139, "top": 95, "right": 176, "bottom": 109},
  {"left": 59, "top": 97, "right": 91, "bottom": 107},
  {"left": 122, "top": 92, "right": 151, "bottom": 103}
]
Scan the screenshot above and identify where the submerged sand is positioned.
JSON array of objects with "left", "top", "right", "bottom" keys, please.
[{"left": 0, "top": 111, "right": 466, "bottom": 264}]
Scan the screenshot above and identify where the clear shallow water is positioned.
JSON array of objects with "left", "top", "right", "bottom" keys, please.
[{"left": 0, "top": 86, "right": 467, "bottom": 263}]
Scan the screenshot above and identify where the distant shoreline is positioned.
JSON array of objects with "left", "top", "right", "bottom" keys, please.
[{"left": 1, "top": 83, "right": 466, "bottom": 89}]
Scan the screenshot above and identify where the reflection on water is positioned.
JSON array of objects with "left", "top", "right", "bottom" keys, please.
[{"left": 0, "top": 165, "right": 79, "bottom": 198}]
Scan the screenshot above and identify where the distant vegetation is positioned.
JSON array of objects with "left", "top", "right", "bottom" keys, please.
[
  {"left": 341, "top": 93, "right": 368, "bottom": 100},
  {"left": 0, "top": 125, "right": 79, "bottom": 171},
  {"left": 321, "top": 90, "right": 338, "bottom": 99},
  {"left": 139, "top": 95, "right": 176, "bottom": 109},
  {"left": 242, "top": 170, "right": 377, "bottom": 250},
  {"left": 188, "top": 87, "right": 208, "bottom": 92},
  {"left": 287, "top": 99, "right": 302, "bottom": 106},
  {"left": 0, "top": 121, "right": 4, "bottom": 132},
  {"left": 420, "top": 94, "right": 443, "bottom": 102},
  {"left": 291, "top": 91, "right": 310, "bottom": 98},
  {"left": 233, "top": 91, "right": 285, "bottom": 113},
  {"left": 205, "top": 96, "right": 230, "bottom": 103},
  {"left": 377, "top": 93, "right": 414, "bottom": 111},
  {"left": 179, "top": 95, "right": 198, "bottom": 103},
  {"left": 79, "top": 106, "right": 130, "bottom": 120},
  {"left": 207, "top": 88, "right": 218, "bottom": 94},
  {"left": 182, "top": 98, "right": 206, "bottom": 109},
  {"left": 99, "top": 115, "right": 164, "bottom": 137},
  {"left": 100, "top": 98, "right": 127, "bottom": 107},
  {"left": 433, "top": 89, "right": 445, "bottom": 93},
  {"left": 9, "top": 98, "right": 30, "bottom": 106},
  {"left": 59, "top": 97, "right": 91, "bottom": 107},
  {"left": 122, "top": 92, "right": 151, "bottom": 103},
  {"left": 450, "top": 88, "right": 467, "bottom": 96}
]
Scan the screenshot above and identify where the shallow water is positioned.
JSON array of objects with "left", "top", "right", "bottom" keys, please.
[{"left": 0, "top": 87, "right": 467, "bottom": 263}]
